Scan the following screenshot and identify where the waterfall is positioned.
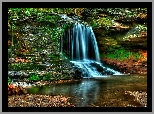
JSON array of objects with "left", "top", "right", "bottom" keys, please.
[
  {"left": 61, "top": 22, "right": 122, "bottom": 77},
  {"left": 71, "top": 23, "right": 100, "bottom": 62}
]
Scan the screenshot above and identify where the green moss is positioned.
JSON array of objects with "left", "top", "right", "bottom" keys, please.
[
  {"left": 8, "top": 63, "right": 45, "bottom": 71},
  {"left": 42, "top": 73, "right": 52, "bottom": 81},
  {"left": 28, "top": 73, "right": 40, "bottom": 81},
  {"left": 102, "top": 47, "right": 142, "bottom": 61},
  {"left": 91, "top": 21, "right": 97, "bottom": 27},
  {"left": 90, "top": 16, "right": 113, "bottom": 29}
]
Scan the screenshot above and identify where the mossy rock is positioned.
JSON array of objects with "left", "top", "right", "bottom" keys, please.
[{"left": 98, "top": 37, "right": 117, "bottom": 46}]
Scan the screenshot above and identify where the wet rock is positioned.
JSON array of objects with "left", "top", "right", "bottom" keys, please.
[
  {"left": 8, "top": 71, "right": 29, "bottom": 77},
  {"left": 11, "top": 82, "right": 32, "bottom": 88},
  {"left": 90, "top": 62, "right": 114, "bottom": 75},
  {"left": 8, "top": 58, "right": 15, "bottom": 63},
  {"left": 72, "top": 67, "right": 83, "bottom": 79}
]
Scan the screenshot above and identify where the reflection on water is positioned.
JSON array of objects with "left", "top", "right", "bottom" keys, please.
[{"left": 26, "top": 75, "right": 147, "bottom": 107}]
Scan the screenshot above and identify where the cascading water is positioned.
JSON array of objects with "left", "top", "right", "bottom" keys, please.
[
  {"left": 71, "top": 23, "right": 100, "bottom": 61},
  {"left": 61, "top": 22, "right": 122, "bottom": 78}
]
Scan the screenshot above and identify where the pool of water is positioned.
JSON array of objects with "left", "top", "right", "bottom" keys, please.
[{"left": 26, "top": 75, "right": 147, "bottom": 107}]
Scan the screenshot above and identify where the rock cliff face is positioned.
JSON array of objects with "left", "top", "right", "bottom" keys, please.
[
  {"left": 80, "top": 8, "right": 147, "bottom": 50},
  {"left": 80, "top": 8, "right": 147, "bottom": 74},
  {"left": 8, "top": 8, "right": 147, "bottom": 74}
]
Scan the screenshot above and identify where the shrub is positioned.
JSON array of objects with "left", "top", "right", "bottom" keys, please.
[
  {"left": 28, "top": 73, "right": 40, "bottom": 81},
  {"left": 104, "top": 47, "right": 143, "bottom": 61},
  {"left": 42, "top": 74, "right": 52, "bottom": 81}
]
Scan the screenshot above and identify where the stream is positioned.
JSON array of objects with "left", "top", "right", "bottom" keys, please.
[
  {"left": 26, "top": 75, "right": 147, "bottom": 107},
  {"left": 8, "top": 8, "right": 148, "bottom": 108}
]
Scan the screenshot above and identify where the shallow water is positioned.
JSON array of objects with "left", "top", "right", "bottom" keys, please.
[{"left": 26, "top": 75, "right": 147, "bottom": 107}]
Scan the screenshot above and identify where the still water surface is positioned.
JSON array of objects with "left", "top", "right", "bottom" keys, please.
[{"left": 26, "top": 75, "right": 147, "bottom": 107}]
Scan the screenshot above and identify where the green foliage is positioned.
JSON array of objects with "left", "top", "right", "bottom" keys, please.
[
  {"left": 45, "top": 15, "right": 51, "bottom": 21},
  {"left": 42, "top": 74, "right": 52, "bottom": 81},
  {"left": 8, "top": 63, "right": 20, "bottom": 71},
  {"left": 8, "top": 77, "right": 11, "bottom": 85},
  {"left": 8, "top": 8, "right": 83, "bottom": 22},
  {"left": 101, "top": 17, "right": 113, "bottom": 27},
  {"left": 8, "top": 63, "right": 45, "bottom": 71},
  {"left": 92, "top": 21, "right": 97, "bottom": 27},
  {"left": 49, "top": 54, "right": 58, "bottom": 60},
  {"left": 37, "top": 15, "right": 60, "bottom": 24},
  {"left": 29, "top": 73, "right": 40, "bottom": 81},
  {"left": 89, "top": 16, "right": 113, "bottom": 29},
  {"left": 8, "top": 8, "right": 72, "bottom": 43},
  {"left": 103, "top": 47, "right": 142, "bottom": 61},
  {"left": 50, "top": 28, "right": 62, "bottom": 41},
  {"left": 8, "top": 8, "right": 82, "bottom": 53}
]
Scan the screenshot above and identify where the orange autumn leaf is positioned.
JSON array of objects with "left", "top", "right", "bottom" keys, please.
[{"left": 138, "top": 50, "right": 147, "bottom": 62}]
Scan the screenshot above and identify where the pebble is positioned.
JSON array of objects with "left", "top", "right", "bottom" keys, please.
[
  {"left": 125, "top": 91, "right": 147, "bottom": 107},
  {"left": 8, "top": 94, "right": 75, "bottom": 107}
]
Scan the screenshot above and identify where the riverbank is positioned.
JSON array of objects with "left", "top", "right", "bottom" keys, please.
[
  {"left": 8, "top": 75, "right": 147, "bottom": 107},
  {"left": 8, "top": 94, "right": 75, "bottom": 107},
  {"left": 101, "top": 58, "right": 147, "bottom": 74},
  {"left": 8, "top": 90, "right": 147, "bottom": 107},
  {"left": 8, "top": 81, "right": 75, "bottom": 107},
  {"left": 10, "top": 79, "right": 76, "bottom": 88}
]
